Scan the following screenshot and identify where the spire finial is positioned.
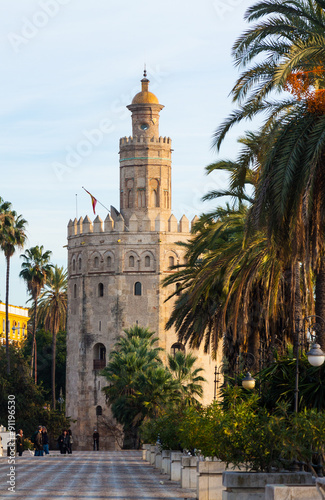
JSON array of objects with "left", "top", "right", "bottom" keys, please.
[{"left": 143, "top": 64, "right": 147, "bottom": 78}]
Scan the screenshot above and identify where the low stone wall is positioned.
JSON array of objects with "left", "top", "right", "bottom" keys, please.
[
  {"left": 181, "top": 456, "right": 198, "bottom": 489},
  {"left": 265, "top": 484, "right": 319, "bottom": 500},
  {"left": 223, "top": 471, "right": 314, "bottom": 500}
]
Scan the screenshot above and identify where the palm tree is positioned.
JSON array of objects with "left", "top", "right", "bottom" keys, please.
[
  {"left": 37, "top": 266, "right": 67, "bottom": 409},
  {"left": 167, "top": 351, "right": 206, "bottom": 405},
  {"left": 102, "top": 325, "right": 178, "bottom": 448},
  {"left": 19, "top": 246, "right": 53, "bottom": 383},
  {"left": 212, "top": 0, "right": 325, "bottom": 346},
  {"left": 0, "top": 211, "right": 27, "bottom": 375}
]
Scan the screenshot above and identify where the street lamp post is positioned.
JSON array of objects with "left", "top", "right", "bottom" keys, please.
[
  {"left": 214, "top": 364, "right": 226, "bottom": 400},
  {"left": 58, "top": 387, "right": 64, "bottom": 413},
  {"left": 294, "top": 316, "right": 325, "bottom": 413}
]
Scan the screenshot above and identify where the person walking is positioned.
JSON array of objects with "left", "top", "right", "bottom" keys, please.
[
  {"left": 93, "top": 429, "right": 99, "bottom": 451},
  {"left": 57, "top": 430, "right": 70, "bottom": 454},
  {"left": 42, "top": 427, "right": 49, "bottom": 455},
  {"left": 16, "top": 429, "right": 24, "bottom": 457},
  {"left": 34, "top": 426, "right": 43, "bottom": 456}
]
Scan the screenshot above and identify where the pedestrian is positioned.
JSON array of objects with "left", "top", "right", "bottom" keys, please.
[
  {"left": 93, "top": 429, "right": 99, "bottom": 451},
  {"left": 34, "top": 426, "right": 44, "bottom": 456},
  {"left": 42, "top": 427, "right": 49, "bottom": 455},
  {"left": 67, "top": 429, "right": 73, "bottom": 454},
  {"left": 57, "top": 430, "right": 70, "bottom": 454},
  {"left": 16, "top": 429, "right": 24, "bottom": 457}
]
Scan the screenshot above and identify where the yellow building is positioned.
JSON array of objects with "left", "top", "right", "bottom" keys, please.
[{"left": 0, "top": 302, "right": 29, "bottom": 346}]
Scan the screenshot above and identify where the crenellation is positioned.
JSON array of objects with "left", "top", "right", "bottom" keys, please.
[
  {"left": 120, "top": 135, "right": 172, "bottom": 146},
  {"left": 104, "top": 213, "right": 114, "bottom": 232},
  {"left": 115, "top": 213, "right": 125, "bottom": 232},
  {"left": 168, "top": 214, "right": 178, "bottom": 232},
  {"left": 93, "top": 215, "right": 103, "bottom": 233},
  {"left": 77, "top": 217, "right": 83, "bottom": 235},
  {"left": 83, "top": 215, "right": 93, "bottom": 234},
  {"left": 128, "top": 213, "right": 138, "bottom": 232},
  {"left": 191, "top": 215, "right": 199, "bottom": 232},
  {"left": 179, "top": 214, "right": 190, "bottom": 233},
  {"left": 155, "top": 213, "right": 165, "bottom": 232},
  {"left": 142, "top": 214, "right": 152, "bottom": 232}
]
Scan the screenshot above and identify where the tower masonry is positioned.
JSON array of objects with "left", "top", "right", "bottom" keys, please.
[{"left": 66, "top": 74, "right": 218, "bottom": 450}]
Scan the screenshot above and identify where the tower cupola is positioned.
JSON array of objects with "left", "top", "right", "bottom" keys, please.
[{"left": 127, "top": 71, "right": 164, "bottom": 139}]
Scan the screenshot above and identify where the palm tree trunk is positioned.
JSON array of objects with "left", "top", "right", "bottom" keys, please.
[
  {"left": 315, "top": 257, "right": 325, "bottom": 349},
  {"left": 52, "top": 323, "right": 57, "bottom": 410},
  {"left": 5, "top": 255, "right": 10, "bottom": 375},
  {"left": 31, "top": 298, "right": 38, "bottom": 381}
]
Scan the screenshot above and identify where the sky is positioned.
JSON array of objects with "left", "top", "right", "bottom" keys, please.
[{"left": 0, "top": 0, "right": 252, "bottom": 306}]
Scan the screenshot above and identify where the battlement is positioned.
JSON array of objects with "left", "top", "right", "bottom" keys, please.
[
  {"left": 120, "top": 136, "right": 171, "bottom": 146},
  {"left": 67, "top": 212, "right": 197, "bottom": 238}
]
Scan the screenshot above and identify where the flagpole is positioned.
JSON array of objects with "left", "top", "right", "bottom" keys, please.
[
  {"left": 76, "top": 194, "right": 78, "bottom": 219},
  {"left": 82, "top": 186, "right": 111, "bottom": 213}
]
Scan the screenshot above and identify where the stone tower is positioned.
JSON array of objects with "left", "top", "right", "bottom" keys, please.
[{"left": 66, "top": 73, "right": 216, "bottom": 450}]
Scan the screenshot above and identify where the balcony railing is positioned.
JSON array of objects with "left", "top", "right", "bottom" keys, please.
[{"left": 93, "top": 359, "right": 106, "bottom": 370}]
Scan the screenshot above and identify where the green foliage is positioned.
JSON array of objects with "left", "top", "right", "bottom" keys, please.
[
  {"left": 141, "top": 386, "right": 325, "bottom": 473},
  {"left": 0, "top": 344, "right": 69, "bottom": 440},
  {"left": 22, "top": 329, "right": 66, "bottom": 400}
]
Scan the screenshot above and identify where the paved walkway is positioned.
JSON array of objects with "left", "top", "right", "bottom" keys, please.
[{"left": 0, "top": 451, "right": 196, "bottom": 499}]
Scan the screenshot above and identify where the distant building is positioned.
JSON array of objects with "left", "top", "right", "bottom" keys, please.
[
  {"left": 0, "top": 302, "right": 29, "bottom": 346},
  {"left": 66, "top": 73, "right": 221, "bottom": 450}
]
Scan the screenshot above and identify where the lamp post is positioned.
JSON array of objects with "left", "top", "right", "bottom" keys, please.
[
  {"left": 294, "top": 316, "right": 325, "bottom": 413},
  {"left": 213, "top": 364, "right": 227, "bottom": 400},
  {"left": 239, "top": 352, "right": 256, "bottom": 390},
  {"left": 58, "top": 387, "right": 64, "bottom": 413}
]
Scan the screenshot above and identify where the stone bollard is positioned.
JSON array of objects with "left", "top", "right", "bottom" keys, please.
[
  {"left": 161, "top": 450, "right": 172, "bottom": 476},
  {"left": 181, "top": 455, "right": 198, "bottom": 489},
  {"left": 155, "top": 446, "right": 162, "bottom": 470},
  {"left": 145, "top": 445, "right": 151, "bottom": 462},
  {"left": 149, "top": 444, "right": 156, "bottom": 465},
  {"left": 223, "top": 471, "right": 314, "bottom": 500},
  {"left": 197, "top": 460, "right": 227, "bottom": 500},
  {"left": 170, "top": 451, "right": 183, "bottom": 482},
  {"left": 142, "top": 444, "right": 150, "bottom": 461}
]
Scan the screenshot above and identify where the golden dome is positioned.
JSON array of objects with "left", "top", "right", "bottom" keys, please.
[{"left": 131, "top": 75, "right": 159, "bottom": 105}]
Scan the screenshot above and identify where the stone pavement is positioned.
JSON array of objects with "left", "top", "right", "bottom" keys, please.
[{"left": 0, "top": 450, "right": 197, "bottom": 499}]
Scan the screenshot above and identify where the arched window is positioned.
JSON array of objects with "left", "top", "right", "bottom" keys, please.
[
  {"left": 153, "top": 189, "right": 159, "bottom": 207},
  {"left": 73, "top": 284, "right": 77, "bottom": 298},
  {"left": 72, "top": 259, "right": 76, "bottom": 271},
  {"left": 78, "top": 257, "right": 82, "bottom": 270},
  {"left": 169, "top": 256, "right": 175, "bottom": 268},
  {"left": 171, "top": 342, "right": 185, "bottom": 357},
  {"left": 129, "top": 255, "right": 135, "bottom": 267},
  {"left": 145, "top": 256, "right": 150, "bottom": 267},
  {"left": 96, "top": 405, "right": 102, "bottom": 416},
  {"left": 137, "top": 190, "right": 145, "bottom": 208},
  {"left": 134, "top": 282, "right": 142, "bottom": 296},
  {"left": 107, "top": 256, "right": 112, "bottom": 268},
  {"left": 98, "top": 283, "right": 104, "bottom": 297},
  {"left": 99, "top": 321, "right": 101, "bottom": 332},
  {"left": 22, "top": 324, "right": 26, "bottom": 338},
  {"left": 93, "top": 343, "right": 106, "bottom": 370},
  {"left": 94, "top": 256, "right": 99, "bottom": 268},
  {"left": 18, "top": 322, "right": 20, "bottom": 336},
  {"left": 127, "top": 189, "right": 133, "bottom": 208}
]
